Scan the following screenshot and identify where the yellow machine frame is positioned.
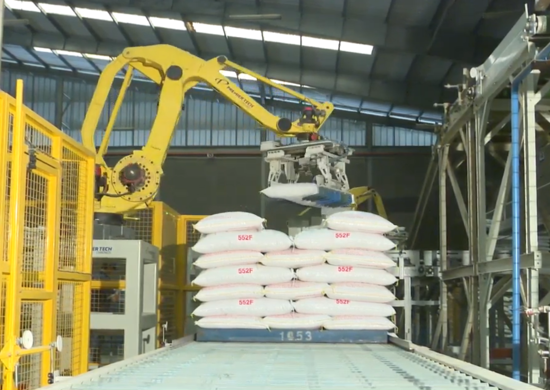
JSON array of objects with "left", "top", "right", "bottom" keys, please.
[{"left": 81, "top": 44, "right": 335, "bottom": 216}]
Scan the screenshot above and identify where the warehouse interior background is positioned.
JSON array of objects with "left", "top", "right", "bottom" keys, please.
[{"left": 3, "top": 0, "right": 550, "bottom": 388}]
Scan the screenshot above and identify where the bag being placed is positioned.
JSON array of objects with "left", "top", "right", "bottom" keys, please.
[
  {"left": 296, "top": 264, "right": 397, "bottom": 286},
  {"left": 261, "top": 249, "right": 326, "bottom": 268},
  {"left": 195, "top": 315, "right": 268, "bottom": 329},
  {"left": 192, "top": 298, "right": 293, "bottom": 317},
  {"left": 193, "top": 229, "right": 293, "bottom": 254},
  {"left": 292, "top": 297, "right": 396, "bottom": 317},
  {"left": 293, "top": 228, "right": 395, "bottom": 252},
  {"left": 194, "top": 251, "right": 264, "bottom": 269},
  {"left": 324, "top": 249, "right": 395, "bottom": 270},
  {"left": 194, "top": 212, "right": 265, "bottom": 234},
  {"left": 194, "top": 284, "right": 264, "bottom": 302},
  {"left": 326, "top": 282, "right": 396, "bottom": 303},
  {"left": 326, "top": 211, "right": 397, "bottom": 234},
  {"left": 262, "top": 313, "right": 330, "bottom": 330},
  {"left": 261, "top": 183, "right": 320, "bottom": 201},
  {"left": 193, "top": 265, "right": 294, "bottom": 287},
  {"left": 323, "top": 316, "right": 396, "bottom": 331},
  {"left": 264, "top": 281, "right": 328, "bottom": 300}
]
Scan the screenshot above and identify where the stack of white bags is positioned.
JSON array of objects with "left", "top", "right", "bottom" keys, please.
[{"left": 191, "top": 211, "right": 398, "bottom": 331}]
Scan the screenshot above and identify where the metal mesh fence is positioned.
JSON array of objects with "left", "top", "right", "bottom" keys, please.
[{"left": 0, "top": 81, "right": 94, "bottom": 390}]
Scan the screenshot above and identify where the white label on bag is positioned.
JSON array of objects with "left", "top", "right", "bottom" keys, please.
[
  {"left": 194, "top": 284, "right": 265, "bottom": 302},
  {"left": 326, "top": 210, "right": 397, "bottom": 234},
  {"left": 261, "top": 249, "right": 326, "bottom": 268},
  {"left": 323, "top": 316, "right": 396, "bottom": 330},
  {"left": 262, "top": 313, "right": 330, "bottom": 330},
  {"left": 293, "top": 228, "right": 395, "bottom": 251},
  {"left": 194, "top": 212, "right": 266, "bottom": 234},
  {"left": 324, "top": 249, "right": 395, "bottom": 269},
  {"left": 194, "top": 251, "right": 264, "bottom": 269},
  {"left": 296, "top": 264, "right": 396, "bottom": 286},
  {"left": 193, "top": 265, "right": 295, "bottom": 287},
  {"left": 326, "top": 282, "right": 396, "bottom": 303},
  {"left": 192, "top": 298, "right": 293, "bottom": 317},
  {"left": 195, "top": 315, "right": 268, "bottom": 329},
  {"left": 264, "top": 281, "right": 328, "bottom": 300},
  {"left": 292, "top": 297, "right": 395, "bottom": 317},
  {"left": 192, "top": 229, "right": 293, "bottom": 254}
]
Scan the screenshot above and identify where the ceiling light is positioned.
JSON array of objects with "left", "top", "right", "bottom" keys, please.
[
  {"left": 34, "top": 47, "right": 53, "bottom": 53},
  {"left": 84, "top": 53, "right": 112, "bottom": 61},
  {"left": 220, "top": 70, "right": 238, "bottom": 78}
]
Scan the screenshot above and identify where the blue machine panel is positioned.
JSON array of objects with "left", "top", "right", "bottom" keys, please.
[{"left": 196, "top": 329, "right": 388, "bottom": 343}]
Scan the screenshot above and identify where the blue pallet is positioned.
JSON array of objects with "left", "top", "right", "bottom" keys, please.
[{"left": 196, "top": 329, "right": 388, "bottom": 343}]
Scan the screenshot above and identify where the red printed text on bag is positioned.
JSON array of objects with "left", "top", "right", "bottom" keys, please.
[
  {"left": 238, "top": 234, "right": 253, "bottom": 241},
  {"left": 238, "top": 299, "right": 254, "bottom": 305},
  {"left": 238, "top": 267, "right": 254, "bottom": 274},
  {"left": 335, "top": 232, "right": 350, "bottom": 239},
  {"left": 337, "top": 266, "right": 353, "bottom": 272},
  {"left": 335, "top": 299, "right": 350, "bottom": 305}
]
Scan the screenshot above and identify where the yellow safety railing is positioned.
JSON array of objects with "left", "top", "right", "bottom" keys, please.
[
  {"left": 178, "top": 215, "right": 206, "bottom": 336},
  {"left": 0, "top": 80, "right": 94, "bottom": 390}
]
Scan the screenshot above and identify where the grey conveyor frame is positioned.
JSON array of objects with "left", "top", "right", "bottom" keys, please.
[{"left": 41, "top": 335, "right": 540, "bottom": 390}]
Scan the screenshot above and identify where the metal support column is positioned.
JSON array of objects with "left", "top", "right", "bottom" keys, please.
[{"left": 522, "top": 72, "right": 541, "bottom": 384}]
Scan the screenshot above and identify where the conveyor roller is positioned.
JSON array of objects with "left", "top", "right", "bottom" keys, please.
[{"left": 44, "top": 337, "right": 539, "bottom": 390}]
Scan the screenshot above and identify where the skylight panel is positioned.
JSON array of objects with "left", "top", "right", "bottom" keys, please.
[
  {"left": 224, "top": 26, "right": 262, "bottom": 41},
  {"left": 55, "top": 50, "right": 83, "bottom": 57},
  {"left": 193, "top": 23, "right": 224, "bottom": 36},
  {"left": 84, "top": 53, "right": 112, "bottom": 61},
  {"left": 74, "top": 7, "right": 112, "bottom": 21},
  {"left": 149, "top": 17, "right": 186, "bottom": 31},
  {"left": 271, "top": 79, "right": 300, "bottom": 87},
  {"left": 220, "top": 70, "right": 238, "bottom": 78},
  {"left": 34, "top": 47, "right": 53, "bottom": 53},
  {"left": 302, "top": 36, "right": 339, "bottom": 51},
  {"left": 340, "top": 41, "right": 374, "bottom": 55},
  {"left": 112, "top": 12, "right": 149, "bottom": 26},
  {"left": 238, "top": 73, "right": 256, "bottom": 81},
  {"left": 262, "top": 31, "right": 300, "bottom": 45},
  {"left": 38, "top": 3, "right": 76, "bottom": 16},
  {"left": 5, "top": 0, "right": 40, "bottom": 12}
]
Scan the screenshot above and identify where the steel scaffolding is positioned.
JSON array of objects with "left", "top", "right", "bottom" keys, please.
[{"left": 413, "top": 10, "right": 550, "bottom": 386}]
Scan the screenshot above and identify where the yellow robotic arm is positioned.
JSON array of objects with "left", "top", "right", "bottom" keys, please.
[{"left": 82, "top": 44, "right": 335, "bottom": 218}]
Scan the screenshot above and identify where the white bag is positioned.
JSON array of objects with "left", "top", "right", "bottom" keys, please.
[
  {"left": 194, "top": 251, "right": 264, "bottom": 269},
  {"left": 264, "top": 281, "right": 328, "bottom": 300},
  {"left": 194, "top": 212, "right": 265, "bottom": 234},
  {"left": 194, "top": 284, "right": 265, "bottom": 302},
  {"left": 324, "top": 249, "right": 395, "bottom": 269},
  {"left": 261, "top": 249, "right": 326, "bottom": 268},
  {"left": 323, "top": 316, "right": 396, "bottom": 331},
  {"left": 193, "top": 265, "right": 294, "bottom": 287},
  {"left": 296, "top": 264, "right": 396, "bottom": 286},
  {"left": 326, "top": 211, "right": 397, "bottom": 234},
  {"left": 193, "top": 229, "right": 293, "bottom": 254},
  {"left": 292, "top": 297, "right": 395, "bottom": 317},
  {"left": 195, "top": 316, "right": 268, "bottom": 329},
  {"left": 293, "top": 228, "right": 395, "bottom": 251},
  {"left": 326, "top": 282, "right": 396, "bottom": 303},
  {"left": 192, "top": 298, "right": 293, "bottom": 317},
  {"left": 261, "top": 183, "right": 320, "bottom": 200},
  {"left": 263, "top": 313, "right": 330, "bottom": 329}
]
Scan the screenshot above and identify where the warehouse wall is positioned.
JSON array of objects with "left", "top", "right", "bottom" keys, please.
[{"left": 2, "top": 68, "right": 436, "bottom": 241}]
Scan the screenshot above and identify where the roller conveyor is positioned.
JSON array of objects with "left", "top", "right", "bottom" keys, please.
[{"left": 44, "top": 335, "right": 540, "bottom": 390}]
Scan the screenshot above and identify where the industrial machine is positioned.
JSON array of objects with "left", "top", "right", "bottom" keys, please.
[{"left": 80, "top": 44, "right": 353, "bottom": 224}]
